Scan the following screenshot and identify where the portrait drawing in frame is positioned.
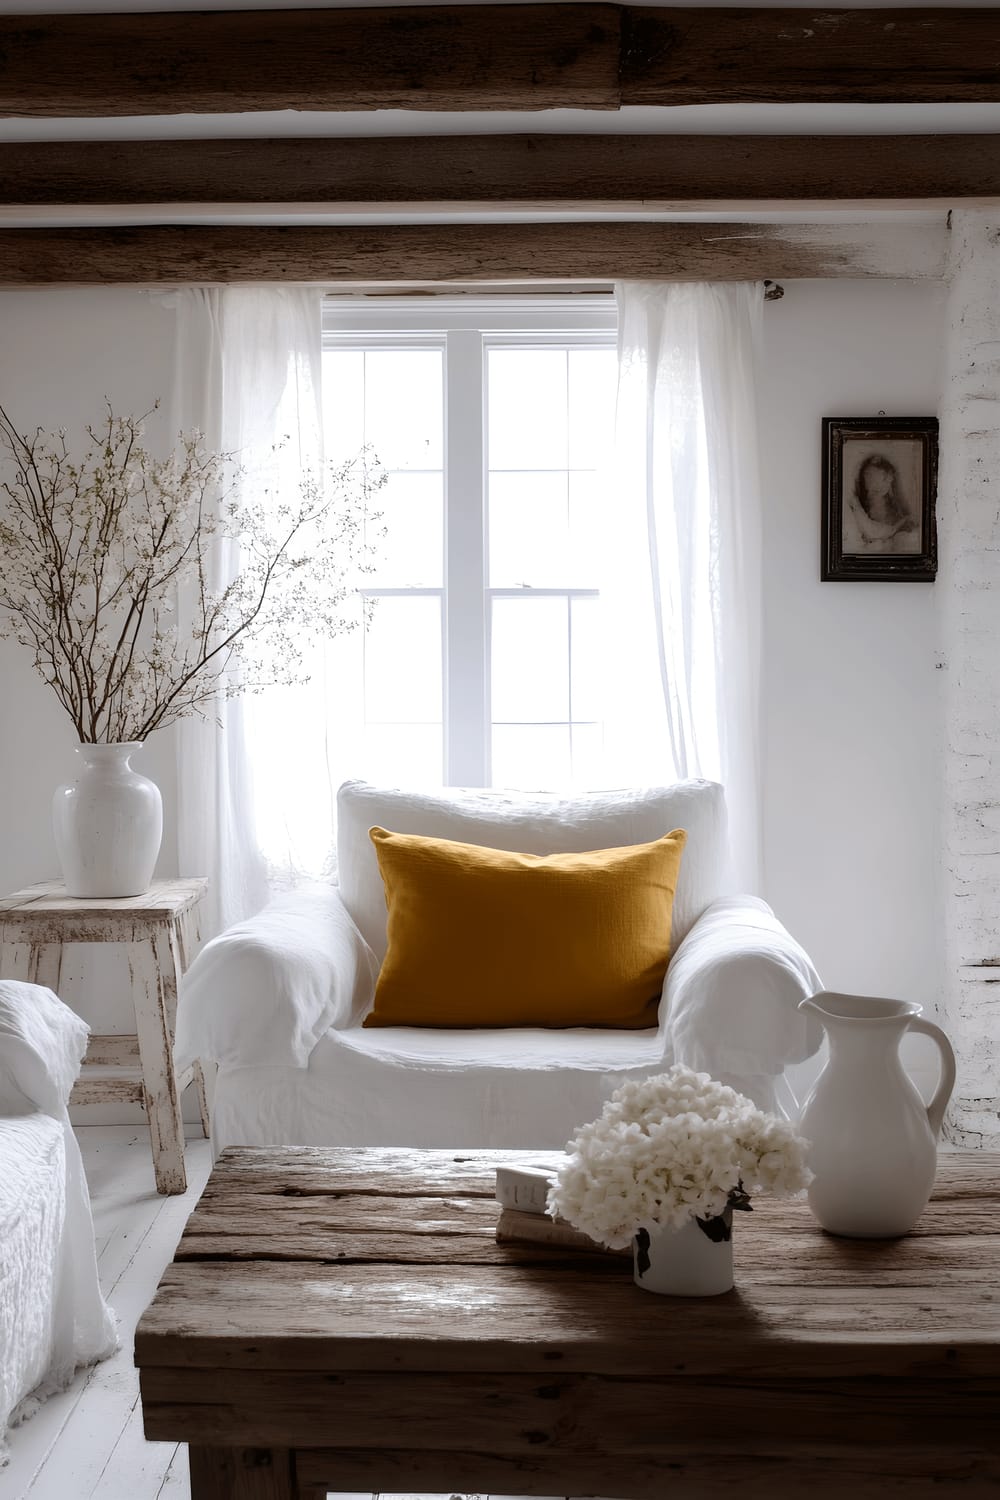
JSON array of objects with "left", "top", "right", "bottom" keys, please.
[{"left": 821, "top": 416, "right": 938, "bottom": 582}]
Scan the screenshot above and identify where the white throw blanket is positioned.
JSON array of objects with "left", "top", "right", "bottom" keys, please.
[{"left": 0, "top": 982, "right": 117, "bottom": 1463}]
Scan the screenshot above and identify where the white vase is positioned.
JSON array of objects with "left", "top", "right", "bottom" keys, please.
[
  {"left": 633, "top": 1213, "right": 734, "bottom": 1296},
  {"left": 797, "top": 991, "right": 957, "bottom": 1238},
  {"left": 52, "top": 742, "right": 163, "bottom": 898}
]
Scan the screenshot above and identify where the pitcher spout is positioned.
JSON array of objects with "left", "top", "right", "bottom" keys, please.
[{"left": 798, "top": 990, "right": 921, "bottom": 1026}]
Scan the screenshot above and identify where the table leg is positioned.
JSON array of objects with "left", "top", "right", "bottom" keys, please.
[
  {"left": 176, "top": 906, "right": 202, "bottom": 972},
  {"left": 129, "top": 930, "right": 186, "bottom": 1195},
  {"left": 171, "top": 908, "right": 211, "bottom": 1137},
  {"left": 0, "top": 942, "right": 32, "bottom": 981},
  {"left": 189, "top": 1445, "right": 295, "bottom": 1499},
  {"left": 191, "top": 1057, "right": 211, "bottom": 1138},
  {"left": 29, "top": 943, "right": 64, "bottom": 993}
]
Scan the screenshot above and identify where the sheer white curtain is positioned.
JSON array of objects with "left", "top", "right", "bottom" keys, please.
[
  {"left": 170, "top": 286, "right": 325, "bottom": 937},
  {"left": 603, "top": 281, "right": 764, "bottom": 892}
]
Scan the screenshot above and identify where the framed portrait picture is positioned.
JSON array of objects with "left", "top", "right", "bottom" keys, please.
[{"left": 821, "top": 416, "right": 938, "bottom": 582}]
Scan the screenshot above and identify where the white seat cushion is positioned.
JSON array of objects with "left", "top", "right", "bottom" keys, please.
[
  {"left": 336, "top": 778, "right": 730, "bottom": 964},
  {"left": 211, "top": 1023, "right": 677, "bottom": 1153}
]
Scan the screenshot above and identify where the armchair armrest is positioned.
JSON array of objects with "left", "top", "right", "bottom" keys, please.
[
  {"left": 662, "top": 896, "right": 824, "bottom": 1080},
  {"left": 174, "top": 887, "right": 378, "bottom": 1072}
]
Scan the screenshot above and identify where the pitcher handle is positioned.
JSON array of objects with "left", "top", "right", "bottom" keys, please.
[{"left": 908, "top": 1018, "right": 957, "bottom": 1138}]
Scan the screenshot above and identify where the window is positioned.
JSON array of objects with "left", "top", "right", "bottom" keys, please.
[{"left": 322, "top": 294, "right": 618, "bottom": 792}]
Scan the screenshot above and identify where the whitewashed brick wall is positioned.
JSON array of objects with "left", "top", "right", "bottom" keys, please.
[{"left": 939, "top": 210, "right": 1000, "bottom": 1147}]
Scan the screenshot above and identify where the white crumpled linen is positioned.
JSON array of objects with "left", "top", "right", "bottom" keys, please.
[
  {"left": 175, "top": 887, "right": 379, "bottom": 1073},
  {"left": 0, "top": 982, "right": 117, "bottom": 1463},
  {"left": 665, "top": 895, "right": 824, "bottom": 1078},
  {"left": 179, "top": 880, "right": 822, "bottom": 1156},
  {"left": 336, "top": 777, "right": 730, "bottom": 964},
  {"left": 210, "top": 1021, "right": 680, "bottom": 1155}
]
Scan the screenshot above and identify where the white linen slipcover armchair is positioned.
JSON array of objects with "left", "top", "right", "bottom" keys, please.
[
  {"left": 0, "top": 982, "right": 117, "bottom": 1463},
  {"left": 175, "top": 779, "right": 824, "bottom": 1155}
]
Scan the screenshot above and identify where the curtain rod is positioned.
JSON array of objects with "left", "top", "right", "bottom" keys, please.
[{"left": 323, "top": 279, "right": 787, "bottom": 299}]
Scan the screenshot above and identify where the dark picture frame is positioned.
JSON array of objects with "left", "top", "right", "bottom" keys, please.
[{"left": 821, "top": 416, "right": 938, "bottom": 582}]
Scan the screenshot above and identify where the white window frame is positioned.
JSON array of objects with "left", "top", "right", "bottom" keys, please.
[{"left": 322, "top": 294, "right": 617, "bottom": 787}]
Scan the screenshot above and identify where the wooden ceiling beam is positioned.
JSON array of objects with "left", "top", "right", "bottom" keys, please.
[
  {"left": 0, "top": 222, "right": 946, "bottom": 284},
  {"left": 0, "top": 6, "right": 999, "bottom": 117},
  {"left": 2, "top": 134, "right": 998, "bottom": 208},
  {"left": 0, "top": 5, "right": 621, "bottom": 117}
]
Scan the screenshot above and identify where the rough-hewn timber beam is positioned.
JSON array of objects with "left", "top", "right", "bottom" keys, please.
[
  {"left": 0, "top": 7, "right": 999, "bottom": 117},
  {"left": 0, "top": 5, "right": 620, "bottom": 116},
  {"left": 2, "top": 135, "right": 999, "bottom": 209},
  {"left": 0, "top": 222, "right": 947, "bottom": 284}
]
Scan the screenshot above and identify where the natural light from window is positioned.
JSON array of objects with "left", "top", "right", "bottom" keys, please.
[{"left": 249, "top": 295, "right": 618, "bottom": 877}]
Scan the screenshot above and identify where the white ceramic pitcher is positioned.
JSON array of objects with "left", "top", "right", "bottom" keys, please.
[{"left": 796, "top": 991, "right": 956, "bottom": 1238}]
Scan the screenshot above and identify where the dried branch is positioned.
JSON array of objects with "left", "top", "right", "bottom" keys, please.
[{"left": 0, "top": 402, "right": 386, "bottom": 743}]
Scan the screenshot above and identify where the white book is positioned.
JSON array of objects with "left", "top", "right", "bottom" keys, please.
[{"left": 494, "top": 1157, "right": 564, "bottom": 1215}]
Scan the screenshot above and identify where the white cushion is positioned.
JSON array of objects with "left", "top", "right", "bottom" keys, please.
[{"left": 336, "top": 778, "right": 731, "bottom": 964}]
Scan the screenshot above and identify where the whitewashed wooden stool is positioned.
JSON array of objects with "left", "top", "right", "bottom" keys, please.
[{"left": 0, "top": 877, "right": 209, "bottom": 1195}]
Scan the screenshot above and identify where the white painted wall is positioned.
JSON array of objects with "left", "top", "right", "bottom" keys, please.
[
  {"left": 0, "top": 279, "right": 949, "bottom": 1119},
  {"left": 759, "top": 277, "right": 947, "bottom": 1099},
  {"left": 0, "top": 287, "right": 183, "bottom": 1122},
  {"left": 0, "top": 287, "right": 181, "bottom": 901},
  {"left": 0, "top": 287, "right": 180, "bottom": 909},
  {"left": 936, "top": 213, "right": 1000, "bottom": 1146}
]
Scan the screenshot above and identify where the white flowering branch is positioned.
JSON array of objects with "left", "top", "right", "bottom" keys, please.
[
  {"left": 548, "top": 1065, "right": 812, "bottom": 1249},
  {"left": 0, "top": 403, "right": 386, "bottom": 743}
]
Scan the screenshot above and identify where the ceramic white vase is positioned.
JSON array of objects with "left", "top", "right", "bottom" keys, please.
[
  {"left": 797, "top": 991, "right": 956, "bottom": 1239},
  {"left": 633, "top": 1214, "right": 734, "bottom": 1296},
  {"left": 52, "top": 742, "right": 163, "bottom": 898}
]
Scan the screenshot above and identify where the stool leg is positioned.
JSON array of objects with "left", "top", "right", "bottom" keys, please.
[
  {"left": 191, "top": 1059, "right": 211, "bottom": 1139},
  {"left": 0, "top": 942, "right": 32, "bottom": 980},
  {"left": 29, "top": 944, "right": 64, "bottom": 993},
  {"left": 176, "top": 908, "right": 209, "bottom": 1137},
  {"left": 130, "top": 930, "right": 186, "bottom": 1195},
  {"left": 176, "top": 907, "right": 202, "bottom": 971}
]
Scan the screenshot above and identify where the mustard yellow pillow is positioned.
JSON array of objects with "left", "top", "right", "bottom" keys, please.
[{"left": 364, "top": 826, "right": 687, "bottom": 1030}]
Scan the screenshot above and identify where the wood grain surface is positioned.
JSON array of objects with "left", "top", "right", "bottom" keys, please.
[
  {"left": 0, "top": 877, "right": 208, "bottom": 928},
  {"left": 4, "top": 134, "right": 999, "bottom": 208},
  {"left": 136, "top": 1148, "right": 1000, "bottom": 1496},
  {"left": 0, "top": 4, "right": 621, "bottom": 116},
  {"left": 2, "top": 6, "right": 999, "bottom": 116},
  {"left": 0, "top": 222, "right": 947, "bottom": 286}
]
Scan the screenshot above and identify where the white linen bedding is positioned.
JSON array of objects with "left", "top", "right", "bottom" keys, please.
[
  {"left": 0, "top": 1110, "right": 67, "bottom": 1454},
  {"left": 0, "top": 983, "right": 117, "bottom": 1462}
]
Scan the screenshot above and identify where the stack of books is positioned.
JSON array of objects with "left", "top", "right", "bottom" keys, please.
[{"left": 494, "top": 1158, "right": 628, "bottom": 1256}]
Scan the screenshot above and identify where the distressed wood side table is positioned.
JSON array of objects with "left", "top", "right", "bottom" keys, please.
[{"left": 0, "top": 876, "right": 210, "bottom": 1195}]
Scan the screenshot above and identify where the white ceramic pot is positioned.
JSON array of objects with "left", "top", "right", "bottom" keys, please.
[
  {"left": 52, "top": 742, "right": 163, "bottom": 898},
  {"left": 633, "top": 1213, "right": 734, "bottom": 1297},
  {"left": 797, "top": 991, "right": 957, "bottom": 1239}
]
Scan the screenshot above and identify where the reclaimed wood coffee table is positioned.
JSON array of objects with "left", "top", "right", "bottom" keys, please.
[{"left": 136, "top": 1147, "right": 1000, "bottom": 1499}]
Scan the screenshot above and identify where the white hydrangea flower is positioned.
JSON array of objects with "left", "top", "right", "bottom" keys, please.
[{"left": 548, "top": 1065, "right": 812, "bottom": 1250}]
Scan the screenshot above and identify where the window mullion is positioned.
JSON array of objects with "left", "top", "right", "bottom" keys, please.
[{"left": 444, "top": 329, "right": 487, "bottom": 786}]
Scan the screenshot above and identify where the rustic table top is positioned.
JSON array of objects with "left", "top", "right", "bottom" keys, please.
[
  {"left": 135, "top": 1146, "right": 1000, "bottom": 1499},
  {"left": 137, "top": 1145, "right": 1000, "bottom": 1378}
]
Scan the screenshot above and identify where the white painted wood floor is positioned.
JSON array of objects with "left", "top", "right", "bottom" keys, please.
[{"left": 0, "top": 1126, "right": 574, "bottom": 1500}]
